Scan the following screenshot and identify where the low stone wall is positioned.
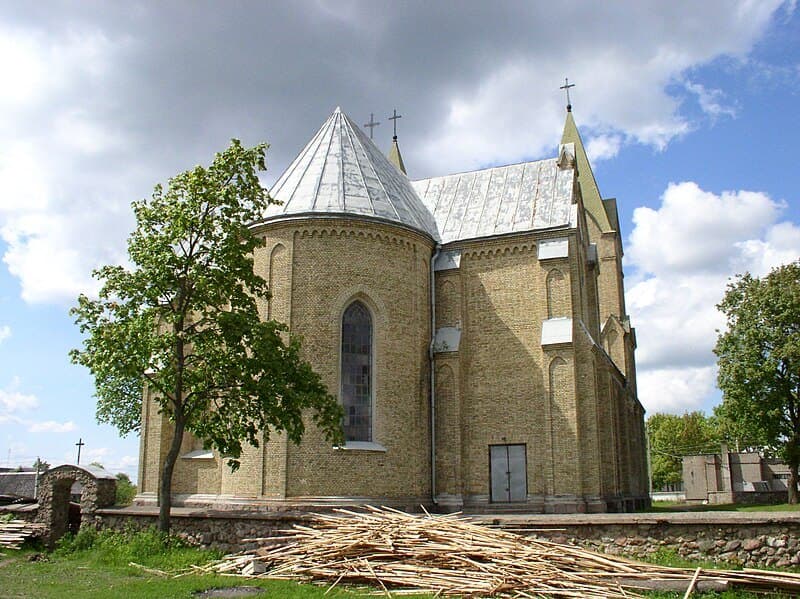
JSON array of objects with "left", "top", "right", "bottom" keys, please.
[
  {"left": 91, "top": 507, "right": 315, "bottom": 553},
  {"left": 479, "top": 514, "right": 800, "bottom": 569},
  {"left": 92, "top": 508, "right": 800, "bottom": 569}
]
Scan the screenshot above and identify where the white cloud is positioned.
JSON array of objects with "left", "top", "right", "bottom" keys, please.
[
  {"left": 0, "top": 325, "right": 10, "bottom": 345},
  {"left": 637, "top": 366, "right": 718, "bottom": 414},
  {"left": 627, "top": 181, "right": 800, "bottom": 415},
  {"left": 28, "top": 420, "right": 77, "bottom": 433},
  {"left": 683, "top": 80, "right": 737, "bottom": 119},
  {"left": 419, "top": 1, "right": 782, "bottom": 173},
  {"left": 0, "top": 1, "right": 790, "bottom": 304},
  {"left": 0, "top": 24, "right": 132, "bottom": 304},
  {"left": 0, "top": 377, "right": 39, "bottom": 413},
  {"left": 627, "top": 182, "right": 784, "bottom": 276},
  {"left": 586, "top": 134, "right": 623, "bottom": 163}
]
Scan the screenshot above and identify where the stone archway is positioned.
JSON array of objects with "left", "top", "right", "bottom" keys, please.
[{"left": 36, "top": 464, "right": 117, "bottom": 545}]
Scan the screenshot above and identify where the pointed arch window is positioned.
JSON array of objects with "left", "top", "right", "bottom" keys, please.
[{"left": 341, "top": 301, "right": 372, "bottom": 442}]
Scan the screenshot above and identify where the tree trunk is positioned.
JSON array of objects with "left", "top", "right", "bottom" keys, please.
[
  {"left": 158, "top": 415, "right": 185, "bottom": 532},
  {"left": 788, "top": 462, "right": 799, "bottom": 505}
]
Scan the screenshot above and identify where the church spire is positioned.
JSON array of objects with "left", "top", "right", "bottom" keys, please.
[
  {"left": 560, "top": 108, "right": 613, "bottom": 232},
  {"left": 387, "top": 109, "right": 407, "bottom": 175}
]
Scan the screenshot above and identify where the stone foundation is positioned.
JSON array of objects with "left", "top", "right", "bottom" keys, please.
[
  {"left": 478, "top": 513, "right": 800, "bottom": 569},
  {"left": 89, "top": 507, "right": 800, "bottom": 568}
]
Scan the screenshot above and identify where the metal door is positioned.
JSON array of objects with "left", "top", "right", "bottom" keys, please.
[{"left": 490, "top": 444, "right": 527, "bottom": 502}]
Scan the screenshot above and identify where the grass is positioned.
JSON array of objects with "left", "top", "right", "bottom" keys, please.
[
  {"left": 0, "top": 528, "right": 788, "bottom": 598},
  {"left": 647, "top": 501, "right": 800, "bottom": 512},
  {"left": 0, "top": 528, "right": 389, "bottom": 599}
]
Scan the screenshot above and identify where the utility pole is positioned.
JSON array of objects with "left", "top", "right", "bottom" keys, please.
[
  {"left": 34, "top": 457, "right": 40, "bottom": 499},
  {"left": 646, "top": 428, "right": 653, "bottom": 496}
]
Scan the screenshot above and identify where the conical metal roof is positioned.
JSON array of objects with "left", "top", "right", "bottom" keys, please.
[{"left": 263, "top": 108, "right": 439, "bottom": 240}]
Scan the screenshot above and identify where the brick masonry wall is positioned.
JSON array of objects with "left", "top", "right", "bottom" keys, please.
[
  {"left": 455, "top": 240, "right": 551, "bottom": 503},
  {"left": 138, "top": 208, "right": 649, "bottom": 511},
  {"left": 259, "top": 219, "right": 434, "bottom": 500}
]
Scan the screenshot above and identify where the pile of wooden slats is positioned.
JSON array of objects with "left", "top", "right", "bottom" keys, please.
[
  {"left": 0, "top": 519, "right": 45, "bottom": 549},
  {"left": 200, "top": 506, "right": 800, "bottom": 597}
]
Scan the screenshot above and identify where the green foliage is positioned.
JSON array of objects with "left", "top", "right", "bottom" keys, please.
[
  {"left": 70, "top": 139, "right": 343, "bottom": 529},
  {"left": 2, "top": 543, "right": 372, "bottom": 599},
  {"left": 54, "top": 527, "right": 209, "bottom": 571},
  {"left": 647, "top": 412, "right": 722, "bottom": 490},
  {"left": 714, "top": 261, "right": 800, "bottom": 500},
  {"left": 32, "top": 458, "right": 50, "bottom": 471},
  {"left": 115, "top": 472, "right": 137, "bottom": 505}
]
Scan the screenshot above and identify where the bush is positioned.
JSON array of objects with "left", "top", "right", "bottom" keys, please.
[
  {"left": 54, "top": 527, "right": 221, "bottom": 571},
  {"left": 115, "top": 473, "right": 137, "bottom": 506}
]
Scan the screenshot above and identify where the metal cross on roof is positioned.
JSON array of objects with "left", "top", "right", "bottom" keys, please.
[
  {"left": 388, "top": 109, "right": 402, "bottom": 139},
  {"left": 560, "top": 78, "right": 575, "bottom": 112},
  {"left": 364, "top": 113, "right": 380, "bottom": 139},
  {"left": 75, "top": 437, "right": 85, "bottom": 464}
]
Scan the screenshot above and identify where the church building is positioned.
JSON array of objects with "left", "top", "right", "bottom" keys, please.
[{"left": 137, "top": 105, "right": 649, "bottom": 513}]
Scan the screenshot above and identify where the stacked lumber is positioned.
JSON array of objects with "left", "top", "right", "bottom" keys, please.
[
  {"left": 202, "top": 506, "right": 800, "bottom": 597},
  {"left": 0, "top": 519, "right": 45, "bottom": 549}
]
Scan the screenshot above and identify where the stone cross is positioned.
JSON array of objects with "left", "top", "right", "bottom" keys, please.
[
  {"left": 75, "top": 438, "right": 85, "bottom": 464},
  {"left": 388, "top": 109, "right": 402, "bottom": 139},
  {"left": 364, "top": 113, "right": 380, "bottom": 139},
  {"left": 560, "top": 78, "right": 575, "bottom": 111}
]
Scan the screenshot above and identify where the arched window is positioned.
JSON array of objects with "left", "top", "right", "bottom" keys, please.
[{"left": 341, "top": 301, "right": 372, "bottom": 442}]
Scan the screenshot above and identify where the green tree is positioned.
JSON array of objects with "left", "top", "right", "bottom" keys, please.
[
  {"left": 714, "top": 261, "right": 800, "bottom": 503},
  {"left": 32, "top": 458, "right": 50, "bottom": 472},
  {"left": 70, "top": 140, "right": 343, "bottom": 532},
  {"left": 115, "top": 473, "right": 137, "bottom": 506},
  {"left": 647, "top": 412, "right": 721, "bottom": 490}
]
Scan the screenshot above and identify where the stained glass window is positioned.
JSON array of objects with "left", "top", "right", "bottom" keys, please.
[{"left": 341, "top": 301, "right": 372, "bottom": 442}]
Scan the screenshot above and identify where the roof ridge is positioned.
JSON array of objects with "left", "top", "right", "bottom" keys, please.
[{"left": 412, "top": 155, "right": 558, "bottom": 184}]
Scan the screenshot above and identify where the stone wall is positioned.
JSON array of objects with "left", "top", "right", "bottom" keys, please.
[
  {"left": 36, "top": 465, "right": 116, "bottom": 545},
  {"left": 486, "top": 515, "right": 800, "bottom": 569},
  {"left": 92, "top": 509, "right": 800, "bottom": 569},
  {"left": 91, "top": 509, "right": 315, "bottom": 553}
]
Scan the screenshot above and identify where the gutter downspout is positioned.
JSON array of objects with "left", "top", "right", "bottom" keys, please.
[{"left": 429, "top": 244, "right": 441, "bottom": 505}]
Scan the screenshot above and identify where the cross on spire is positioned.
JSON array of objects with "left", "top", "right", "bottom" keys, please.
[
  {"left": 363, "top": 113, "right": 380, "bottom": 139},
  {"left": 388, "top": 109, "right": 402, "bottom": 140},
  {"left": 560, "top": 77, "right": 575, "bottom": 112},
  {"left": 75, "top": 437, "right": 85, "bottom": 464}
]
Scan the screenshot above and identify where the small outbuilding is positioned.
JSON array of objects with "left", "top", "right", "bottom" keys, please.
[{"left": 683, "top": 450, "right": 789, "bottom": 504}]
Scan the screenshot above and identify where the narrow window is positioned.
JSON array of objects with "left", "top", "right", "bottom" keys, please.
[{"left": 341, "top": 301, "right": 372, "bottom": 442}]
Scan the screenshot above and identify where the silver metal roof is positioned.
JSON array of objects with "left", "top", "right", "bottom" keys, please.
[
  {"left": 265, "top": 107, "right": 440, "bottom": 240},
  {"left": 411, "top": 158, "right": 575, "bottom": 245}
]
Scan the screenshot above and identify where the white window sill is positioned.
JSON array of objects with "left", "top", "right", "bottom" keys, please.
[
  {"left": 181, "top": 449, "right": 214, "bottom": 459},
  {"left": 334, "top": 441, "right": 387, "bottom": 452}
]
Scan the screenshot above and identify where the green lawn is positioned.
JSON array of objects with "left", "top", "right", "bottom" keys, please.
[
  {"left": 648, "top": 501, "right": 800, "bottom": 512},
  {"left": 0, "top": 549, "right": 373, "bottom": 599},
  {"left": 0, "top": 528, "right": 786, "bottom": 599},
  {"left": 0, "top": 528, "right": 383, "bottom": 599}
]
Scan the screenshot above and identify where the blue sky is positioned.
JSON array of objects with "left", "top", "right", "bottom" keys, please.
[{"left": 0, "top": 1, "right": 798, "bottom": 480}]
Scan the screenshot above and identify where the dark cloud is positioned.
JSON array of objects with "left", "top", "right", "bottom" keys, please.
[{"left": 0, "top": 0, "right": 789, "bottom": 303}]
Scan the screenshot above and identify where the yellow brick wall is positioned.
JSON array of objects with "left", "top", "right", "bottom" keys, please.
[
  {"left": 453, "top": 240, "right": 552, "bottom": 501},
  {"left": 434, "top": 358, "right": 462, "bottom": 499},
  {"left": 254, "top": 219, "right": 434, "bottom": 500},
  {"left": 138, "top": 203, "right": 650, "bottom": 510}
]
